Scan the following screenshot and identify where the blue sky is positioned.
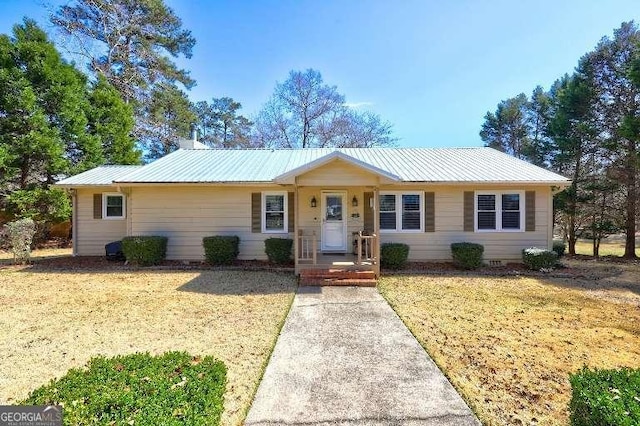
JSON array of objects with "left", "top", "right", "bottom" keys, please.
[{"left": 1, "top": 1, "right": 640, "bottom": 147}]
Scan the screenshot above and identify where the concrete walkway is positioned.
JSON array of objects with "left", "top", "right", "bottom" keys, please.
[{"left": 245, "top": 286, "right": 480, "bottom": 426}]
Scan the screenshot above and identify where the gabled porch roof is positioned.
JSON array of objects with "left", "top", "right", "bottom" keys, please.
[{"left": 273, "top": 151, "right": 401, "bottom": 184}]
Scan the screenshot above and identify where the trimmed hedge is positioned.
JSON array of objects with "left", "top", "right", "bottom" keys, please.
[
  {"left": 203, "top": 236, "right": 240, "bottom": 265},
  {"left": 264, "top": 238, "right": 293, "bottom": 264},
  {"left": 380, "top": 243, "right": 410, "bottom": 270},
  {"left": 21, "top": 351, "right": 226, "bottom": 426},
  {"left": 522, "top": 247, "right": 557, "bottom": 270},
  {"left": 122, "top": 236, "right": 168, "bottom": 266},
  {"left": 553, "top": 240, "right": 567, "bottom": 258},
  {"left": 450, "top": 242, "right": 484, "bottom": 270},
  {"left": 569, "top": 366, "right": 640, "bottom": 426}
]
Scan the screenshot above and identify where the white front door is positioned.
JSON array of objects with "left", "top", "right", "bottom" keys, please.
[{"left": 321, "top": 192, "right": 347, "bottom": 252}]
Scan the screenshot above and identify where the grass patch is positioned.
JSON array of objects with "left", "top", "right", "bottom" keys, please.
[
  {"left": 22, "top": 351, "right": 226, "bottom": 425},
  {"left": 0, "top": 250, "right": 296, "bottom": 426},
  {"left": 379, "top": 270, "right": 640, "bottom": 425},
  {"left": 574, "top": 239, "right": 639, "bottom": 257}
]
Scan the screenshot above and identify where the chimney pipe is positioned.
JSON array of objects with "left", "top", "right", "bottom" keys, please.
[{"left": 191, "top": 124, "right": 197, "bottom": 142}]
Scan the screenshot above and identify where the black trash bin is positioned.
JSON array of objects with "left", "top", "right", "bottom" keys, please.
[{"left": 105, "top": 240, "right": 125, "bottom": 261}]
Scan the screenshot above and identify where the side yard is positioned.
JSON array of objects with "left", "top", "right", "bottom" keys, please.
[
  {"left": 0, "top": 261, "right": 296, "bottom": 426},
  {"left": 379, "top": 268, "right": 640, "bottom": 425}
]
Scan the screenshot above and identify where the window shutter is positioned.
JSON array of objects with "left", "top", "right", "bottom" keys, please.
[
  {"left": 424, "top": 192, "right": 435, "bottom": 232},
  {"left": 525, "top": 191, "right": 536, "bottom": 231},
  {"left": 251, "top": 193, "right": 261, "bottom": 233},
  {"left": 363, "top": 192, "right": 374, "bottom": 232},
  {"left": 288, "top": 192, "right": 295, "bottom": 233},
  {"left": 463, "top": 191, "right": 474, "bottom": 232},
  {"left": 93, "top": 194, "right": 102, "bottom": 219}
]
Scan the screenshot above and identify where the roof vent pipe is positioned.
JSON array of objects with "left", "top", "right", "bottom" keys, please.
[{"left": 191, "top": 124, "right": 198, "bottom": 142}]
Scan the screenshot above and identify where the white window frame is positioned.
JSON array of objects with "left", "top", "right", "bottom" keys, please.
[
  {"left": 474, "top": 190, "right": 524, "bottom": 232},
  {"left": 262, "top": 191, "right": 288, "bottom": 234},
  {"left": 379, "top": 191, "right": 424, "bottom": 233},
  {"left": 102, "top": 193, "right": 126, "bottom": 220}
]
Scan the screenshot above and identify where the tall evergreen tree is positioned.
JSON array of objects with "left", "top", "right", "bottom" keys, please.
[
  {"left": 582, "top": 22, "right": 640, "bottom": 259},
  {"left": 195, "top": 97, "right": 252, "bottom": 148},
  {"left": 0, "top": 19, "right": 102, "bottom": 223},
  {"left": 143, "top": 83, "right": 196, "bottom": 160},
  {"left": 51, "top": 0, "right": 197, "bottom": 157},
  {"left": 88, "top": 76, "right": 141, "bottom": 164}
]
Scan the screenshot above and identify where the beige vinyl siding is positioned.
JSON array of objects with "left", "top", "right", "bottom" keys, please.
[
  {"left": 297, "top": 159, "right": 380, "bottom": 186},
  {"left": 75, "top": 188, "right": 127, "bottom": 256},
  {"left": 378, "top": 184, "right": 552, "bottom": 261},
  {"left": 130, "top": 186, "right": 292, "bottom": 260}
]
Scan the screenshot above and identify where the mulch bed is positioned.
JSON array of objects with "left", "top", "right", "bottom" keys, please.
[{"left": 2, "top": 255, "right": 296, "bottom": 273}]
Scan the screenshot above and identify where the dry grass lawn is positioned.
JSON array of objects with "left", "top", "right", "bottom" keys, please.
[
  {"left": 573, "top": 239, "right": 639, "bottom": 257},
  {"left": 379, "top": 267, "right": 640, "bottom": 425},
  {"left": 0, "top": 251, "right": 296, "bottom": 426}
]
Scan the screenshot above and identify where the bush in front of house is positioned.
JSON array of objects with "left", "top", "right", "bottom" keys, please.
[
  {"left": 122, "top": 236, "right": 168, "bottom": 266},
  {"left": 522, "top": 247, "right": 558, "bottom": 270},
  {"left": 203, "top": 236, "right": 240, "bottom": 265},
  {"left": 2, "top": 217, "right": 36, "bottom": 264},
  {"left": 569, "top": 366, "right": 640, "bottom": 426},
  {"left": 380, "top": 243, "right": 410, "bottom": 270},
  {"left": 264, "top": 238, "right": 293, "bottom": 264},
  {"left": 450, "top": 242, "right": 484, "bottom": 270},
  {"left": 552, "top": 240, "right": 567, "bottom": 258},
  {"left": 22, "top": 351, "right": 226, "bottom": 426}
]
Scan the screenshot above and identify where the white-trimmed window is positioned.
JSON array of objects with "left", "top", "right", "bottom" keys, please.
[
  {"left": 379, "top": 192, "right": 423, "bottom": 232},
  {"left": 103, "top": 193, "right": 125, "bottom": 219},
  {"left": 475, "top": 191, "right": 524, "bottom": 232},
  {"left": 262, "top": 191, "right": 288, "bottom": 233}
]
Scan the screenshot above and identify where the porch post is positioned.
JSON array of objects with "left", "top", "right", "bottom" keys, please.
[
  {"left": 373, "top": 186, "right": 380, "bottom": 276},
  {"left": 294, "top": 179, "right": 299, "bottom": 275}
]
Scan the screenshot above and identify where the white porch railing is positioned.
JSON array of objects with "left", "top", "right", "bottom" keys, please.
[
  {"left": 297, "top": 230, "right": 317, "bottom": 264},
  {"left": 356, "top": 231, "right": 378, "bottom": 265}
]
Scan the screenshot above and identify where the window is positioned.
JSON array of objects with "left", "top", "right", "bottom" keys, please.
[
  {"left": 379, "top": 192, "right": 423, "bottom": 232},
  {"left": 262, "top": 192, "right": 287, "bottom": 233},
  {"left": 475, "top": 191, "right": 523, "bottom": 231},
  {"left": 103, "top": 193, "right": 125, "bottom": 219}
]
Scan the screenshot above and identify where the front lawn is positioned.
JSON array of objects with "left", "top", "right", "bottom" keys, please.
[
  {"left": 0, "top": 255, "right": 296, "bottom": 426},
  {"left": 379, "top": 265, "right": 640, "bottom": 425}
]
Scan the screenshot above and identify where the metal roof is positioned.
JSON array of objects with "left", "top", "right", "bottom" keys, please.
[
  {"left": 56, "top": 165, "right": 144, "bottom": 186},
  {"left": 57, "top": 148, "right": 570, "bottom": 186}
]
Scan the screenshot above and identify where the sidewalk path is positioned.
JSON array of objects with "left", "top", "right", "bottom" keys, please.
[{"left": 245, "top": 286, "right": 480, "bottom": 426}]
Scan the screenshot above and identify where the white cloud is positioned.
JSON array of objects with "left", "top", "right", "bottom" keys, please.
[{"left": 344, "top": 101, "right": 373, "bottom": 109}]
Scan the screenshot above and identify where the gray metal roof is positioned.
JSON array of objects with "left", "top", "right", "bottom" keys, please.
[
  {"left": 56, "top": 165, "right": 144, "bottom": 186},
  {"left": 57, "top": 148, "right": 570, "bottom": 186}
]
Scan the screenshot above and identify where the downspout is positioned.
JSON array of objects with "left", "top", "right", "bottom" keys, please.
[
  {"left": 71, "top": 189, "right": 78, "bottom": 256},
  {"left": 294, "top": 178, "right": 299, "bottom": 275},
  {"left": 373, "top": 184, "right": 380, "bottom": 277}
]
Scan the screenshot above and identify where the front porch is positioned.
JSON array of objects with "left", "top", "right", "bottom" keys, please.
[{"left": 296, "top": 233, "right": 379, "bottom": 275}]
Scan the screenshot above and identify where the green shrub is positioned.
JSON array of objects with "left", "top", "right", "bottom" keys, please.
[
  {"left": 3, "top": 218, "right": 37, "bottom": 264},
  {"left": 380, "top": 243, "right": 410, "bottom": 270},
  {"left": 552, "top": 240, "right": 567, "bottom": 258},
  {"left": 203, "top": 236, "right": 240, "bottom": 265},
  {"left": 569, "top": 366, "right": 640, "bottom": 426},
  {"left": 522, "top": 247, "right": 558, "bottom": 270},
  {"left": 450, "top": 242, "right": 484, "bottom": 270},
  {"left": 122, "top": 236, "right": 168, "bottom": 266},
  {"left": 264, "top": 238, "right": 293, "bottom": 264},
  {"left": 22, "top": 351, "right": 226, "bottom": 426}
]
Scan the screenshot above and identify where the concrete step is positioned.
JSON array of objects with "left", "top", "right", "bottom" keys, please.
[
  {"left": 300, "top": 269, "right": 376, "bottom": 280},
  {"left": 300, "top": 278, "right": 377, "bottom": 287},
  {"left": 299, "top": 269, "right": 377, "bottom": 287}
]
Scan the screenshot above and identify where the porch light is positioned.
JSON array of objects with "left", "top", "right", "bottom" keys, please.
[
  {"left": 352, "top": 196, "right": 358, "bottom": 207},
  {"left": 310, "top": 196, "right": 317, "bottom": 208}
]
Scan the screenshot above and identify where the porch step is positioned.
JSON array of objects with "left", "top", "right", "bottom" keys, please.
[{"left": 299, "top": 269, "right": 377, "bottom": 287}]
